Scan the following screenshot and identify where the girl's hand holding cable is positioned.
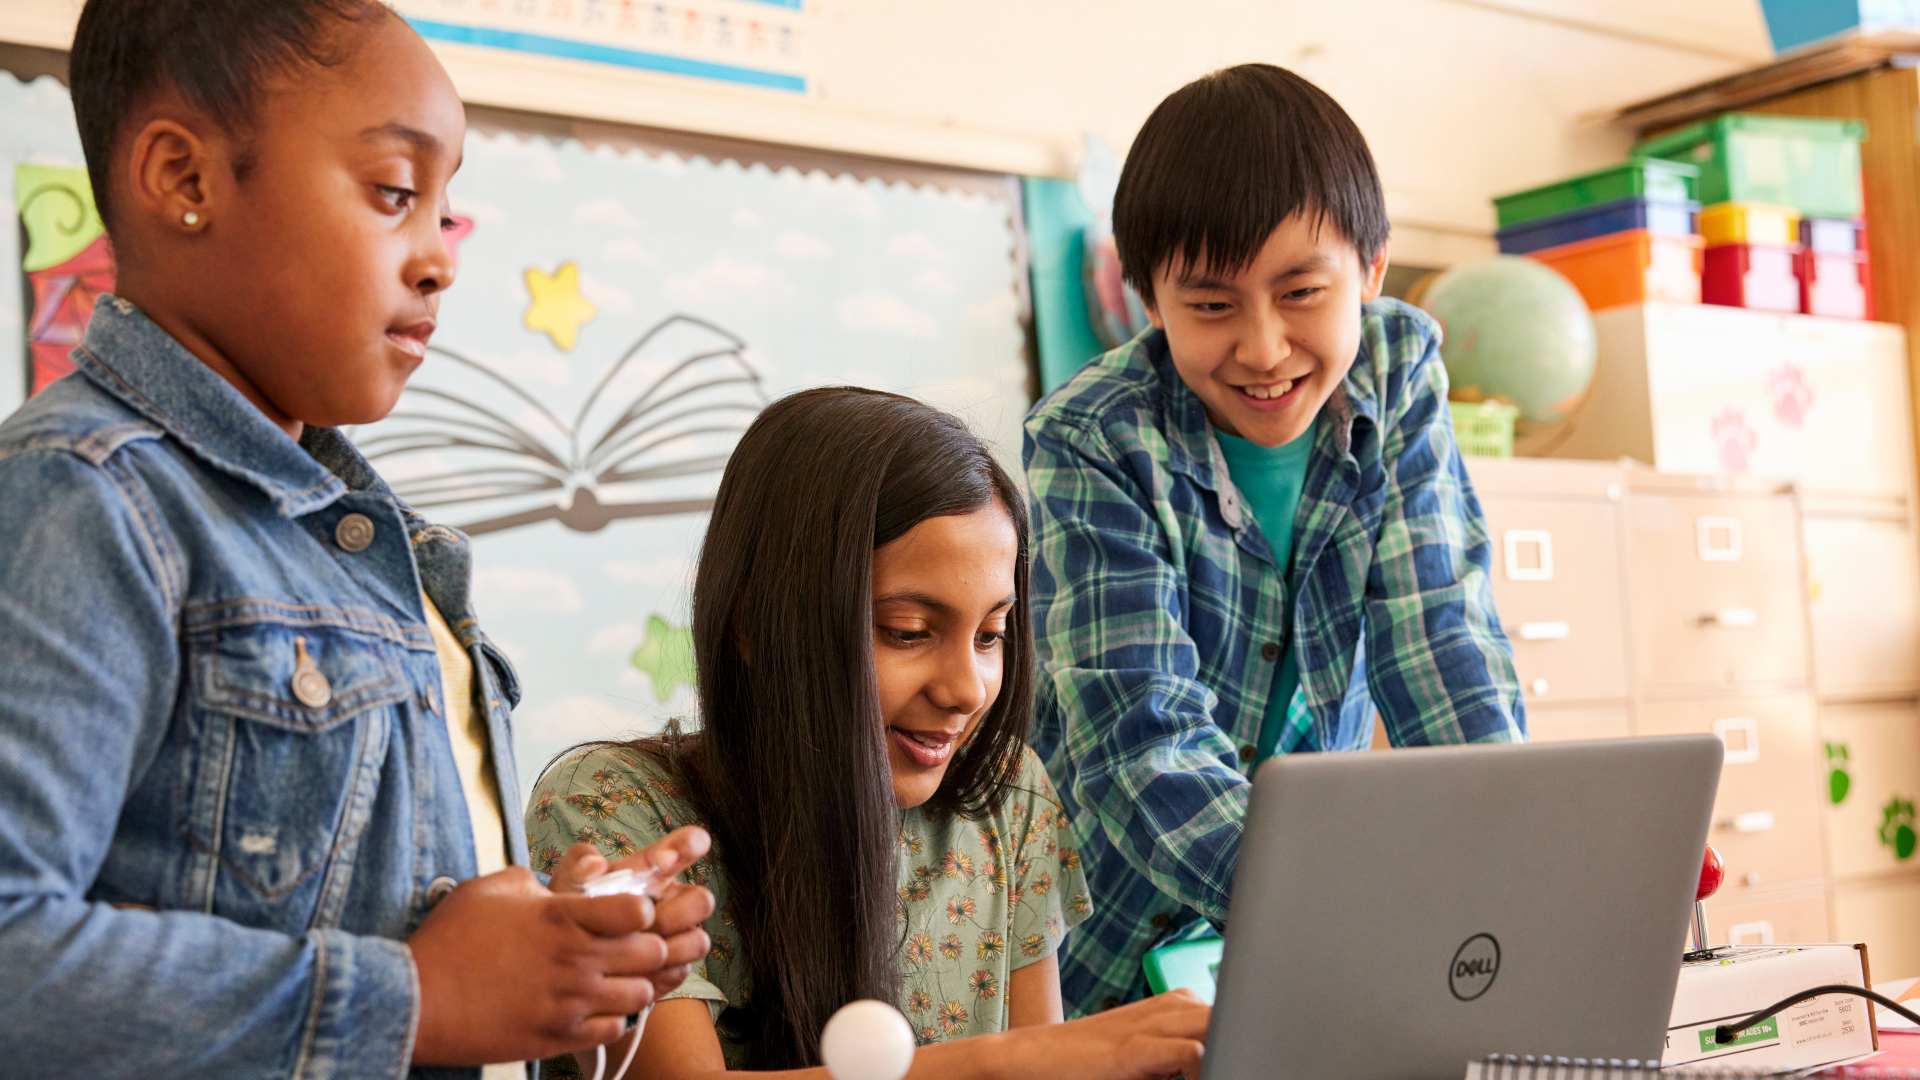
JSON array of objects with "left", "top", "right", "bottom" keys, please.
[
  {"left": 547, "top": 828, "right": 718, "bottom": 1001},
  {"left": 407, "top": 854, "right": 716, "bottom": 1066}
]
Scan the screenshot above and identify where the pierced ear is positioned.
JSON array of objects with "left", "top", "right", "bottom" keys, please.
[{"left": 125, "top": 117, "right": 215, "bottom": 234}]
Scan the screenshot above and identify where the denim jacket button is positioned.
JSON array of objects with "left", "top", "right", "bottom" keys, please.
[
  {"left": 334, "top": 513, "right": 375, "bottom": 553},
  {"left": 427, "top": 876, "right": 458, "bottom": 906},
  {"left": 290, "top": 637, "right": 332, "bottom": 708}
]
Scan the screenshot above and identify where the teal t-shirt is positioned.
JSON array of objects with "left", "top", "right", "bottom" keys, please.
[{"left": 1215, "top": 423, "right": 1314, "bottom": 761}]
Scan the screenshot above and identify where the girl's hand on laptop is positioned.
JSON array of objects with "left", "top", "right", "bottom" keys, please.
[{"left": 1000, "top": 989, "right": 1209, "bottom": 1080}]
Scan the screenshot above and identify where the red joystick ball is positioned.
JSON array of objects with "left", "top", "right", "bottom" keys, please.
[{"left": 1697, "top": 844, "right": 1726, "bottom": 901}]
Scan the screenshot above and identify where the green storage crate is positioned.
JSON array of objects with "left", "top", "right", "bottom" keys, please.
[
  {"left": 1634, "top": 113, "right": 1865, "bottom": 220},
  {"left": 1493, "top": 159, "right": 1698, "bottom": 228},
  {"left": 1450, "top": 401, "right": 1517, "bottom": 458}
]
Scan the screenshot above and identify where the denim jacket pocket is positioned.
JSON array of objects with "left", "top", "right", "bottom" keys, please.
[
  {"left": 181, "top": 604, "right": 411, "bottom": 925},
  {"left": 476, "top": 634, "right": 522, "bottom": 710}
]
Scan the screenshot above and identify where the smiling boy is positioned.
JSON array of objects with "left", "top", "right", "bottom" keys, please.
[{"left": 1024, "top": 64, "right": 1524, "bottom": 1015}]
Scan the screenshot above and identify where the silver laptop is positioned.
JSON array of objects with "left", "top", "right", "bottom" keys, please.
[{"left": 1203, "top": 735, "right": 1723, "bottom": 1080}]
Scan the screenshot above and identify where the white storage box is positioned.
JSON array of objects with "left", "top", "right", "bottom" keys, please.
[{"left": 1662, "top": 943, "right": 1877, "bottom": 1069}]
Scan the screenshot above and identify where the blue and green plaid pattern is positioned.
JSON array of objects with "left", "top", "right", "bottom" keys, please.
[{"left": 1023, "top": 298, "right": 1525, "bottom": 1015}]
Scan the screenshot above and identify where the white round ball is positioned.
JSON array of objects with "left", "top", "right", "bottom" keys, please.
[{"left": 820, "top": 999, "right": 915, "bottom": 1080}]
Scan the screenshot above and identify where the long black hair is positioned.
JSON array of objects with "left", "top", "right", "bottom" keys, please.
[{"left": 623, "top": 387, "right": 1033, "bottom": 1067}]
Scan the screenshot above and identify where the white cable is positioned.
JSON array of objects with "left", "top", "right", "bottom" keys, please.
[
  {"left": 590, "top": 1003, "right": 651, "bottom": 1080},
  {"left": 579, "top": 866, "right": 665, "bottom": 1080}
]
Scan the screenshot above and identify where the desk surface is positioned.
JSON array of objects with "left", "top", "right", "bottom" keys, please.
[{"left": 1854, "top": 1031, "right": 1920, "bottom": 1073}]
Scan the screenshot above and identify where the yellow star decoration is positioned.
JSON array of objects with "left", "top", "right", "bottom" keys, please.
[{"left": 522, "top": 261, "right": 596, "bottom": 351}]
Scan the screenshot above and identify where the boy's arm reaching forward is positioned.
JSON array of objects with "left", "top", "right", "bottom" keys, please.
[
  {"left": 1361, "top": 316, "right": 1526, "bottom": 746},
  {"left": 1025, "top": 420, "right": 1250, "bottom": 925}
]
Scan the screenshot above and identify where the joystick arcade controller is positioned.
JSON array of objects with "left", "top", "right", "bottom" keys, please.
[{"left": 1682, "top": 844, "right": 1728, "bottom": 963}]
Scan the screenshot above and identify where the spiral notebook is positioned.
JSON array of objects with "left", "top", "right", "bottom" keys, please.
[{"left": 1464, "top": 1055, "right": 1920, "bottom": 1079}]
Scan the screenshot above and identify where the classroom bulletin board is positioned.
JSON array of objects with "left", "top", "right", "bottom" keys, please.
[{"left": 1, "top": 73, "right": 1031, "bottom": 795}]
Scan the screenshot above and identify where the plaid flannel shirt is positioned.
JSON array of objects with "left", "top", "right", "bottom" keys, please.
[{"left": 1023, "top": 298, "right": 1525, "bottom": 1015}]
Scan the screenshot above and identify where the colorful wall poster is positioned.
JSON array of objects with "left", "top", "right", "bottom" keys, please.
[
  {"left": 1, "top": 73, "right": 1030, "bottom": 797},
  {"left": 0, "top": 76, "right": 89, "bottom": 419},
  {"left": 391, "top": 0, "right": 810, "bottom": 93},
  {"left": 18, "top": 163, "right": 113, "bottom": 397}
]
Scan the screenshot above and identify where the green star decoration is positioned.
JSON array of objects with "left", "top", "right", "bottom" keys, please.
[{"left": 630, "top": 614, "right": 694, "bottom": 702}]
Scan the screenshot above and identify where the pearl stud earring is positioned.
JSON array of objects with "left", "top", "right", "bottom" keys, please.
[{"left": 183, "top": 211, "right": 200, "bottom": 226}]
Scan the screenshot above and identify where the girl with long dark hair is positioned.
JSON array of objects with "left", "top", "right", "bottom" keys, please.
[{"left": 527, "top": 388, "right": 1207, "bottom": 1080}]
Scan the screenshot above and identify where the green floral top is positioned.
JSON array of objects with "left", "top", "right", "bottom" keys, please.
[{"left": 526, "top": 743, "right": 1091, "bottom": 1066}]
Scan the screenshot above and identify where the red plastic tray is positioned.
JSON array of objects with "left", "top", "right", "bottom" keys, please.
[
  {"left": 1797, "top": 248, "right": 1872, "bottom": 320},
  {"left": 1703, "top": 242, "right": 1800, "bottom": 313}
]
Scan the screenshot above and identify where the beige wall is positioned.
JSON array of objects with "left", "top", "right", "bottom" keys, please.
[{"left": 0, "top": 0, "right": 1773, "bottom": 263}]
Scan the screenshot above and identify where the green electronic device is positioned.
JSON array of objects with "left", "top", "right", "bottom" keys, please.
[{"left": 1142, "top": 931, "right": 1224, "bottom": 1005}]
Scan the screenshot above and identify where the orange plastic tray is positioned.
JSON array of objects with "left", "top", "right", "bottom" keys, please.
[{"left": 1526, "top": 228, "right": 1704, "bottom": 311}]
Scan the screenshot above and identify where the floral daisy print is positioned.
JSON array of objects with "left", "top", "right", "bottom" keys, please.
[{"left": 525, "top": 743, "right": 1089, "bottom": 1068}]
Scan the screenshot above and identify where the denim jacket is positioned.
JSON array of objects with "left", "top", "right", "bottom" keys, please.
[{"left": 0, "top": 297, "right": 526, "bottom": 1079}]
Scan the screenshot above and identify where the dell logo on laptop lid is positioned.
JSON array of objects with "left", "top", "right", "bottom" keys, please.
[{"left": 1450, "top": 934, "right": 1501, "bottom": 1001}]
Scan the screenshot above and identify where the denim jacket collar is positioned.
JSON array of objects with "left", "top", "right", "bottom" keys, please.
[
  {"left": 1146, "top": 319, "right": 1382, "bottom": 531},
  {"left": 73, "top": 295, "right": 348, "bottom": 519}
]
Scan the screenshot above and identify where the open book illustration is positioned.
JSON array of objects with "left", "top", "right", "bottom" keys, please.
[{"left": 354, "top": 313, "right": 766, "bottom": 535}]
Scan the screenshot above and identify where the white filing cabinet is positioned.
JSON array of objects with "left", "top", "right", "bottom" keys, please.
[
  {"left": 1623, "top": 486, "right": 1809, "bottom": 693},
  {"left": 1500, "top": 303, "right": 1920, "bottom": 959},
  {"left": 1468, "top": 459, "right": 1633, "bottom": 715},
  {"left": 1819, "top": 701, "right": 1920, "bottom": 880},
  {"left": 1465, "top": 458, "right": 1835, "bottom": 942},
  {"left": 1803, "top": 510, "right": 1920, "bottom": 699}
]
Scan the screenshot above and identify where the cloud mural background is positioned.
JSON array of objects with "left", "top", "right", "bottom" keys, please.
[{"left": 3, "top": 74, "right": 1031, "bottom": 795}]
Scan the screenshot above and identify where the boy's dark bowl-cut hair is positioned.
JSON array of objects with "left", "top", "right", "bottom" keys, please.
[
  {"left": 585, "top": 387, "right": 1034, "bottom": 1069},
  {"left": 1115, "top": 63, "right": 1390, "bottom": 303},
  {"left": 69, "top": 0, "right": 390, "bottom": 230}
]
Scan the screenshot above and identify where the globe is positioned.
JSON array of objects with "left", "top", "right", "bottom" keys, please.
[{"left": 1415, "top": 256, "right": 1597, "bottom": 430}]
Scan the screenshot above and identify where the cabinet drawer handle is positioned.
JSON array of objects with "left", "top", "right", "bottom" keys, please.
[
  {"left": 1726, "top": 920, "right": 1775, "bottom": 946},
  {"left": 1697, "top": 516, "right": 1744, "bottom": 562},
  {"left": 1712, "top": 717, "right": 1760, "bottom": 763},
  {"left": 1503, "top": 530, "right": 1554, "bottom": 582},
  {"left": 1695, "top": 607, "right": 1759, "bottom": 628},
  {"left": 1716, "top": 810, "right": 1776, "bottom": 833},
  {"left": 1514, "top": 621, "right": 1571, "bottom": 641}
]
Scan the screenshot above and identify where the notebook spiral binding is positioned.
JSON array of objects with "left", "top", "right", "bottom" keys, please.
[{"left": 1465, "top": 1054, "right": 1920, "bottom": 1079}]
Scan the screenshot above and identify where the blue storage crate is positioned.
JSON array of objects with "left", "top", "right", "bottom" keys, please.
[
  {"left": 1496, "top": 197, "right": 1699, "bottom": 256},
  {"left": 1760, "top": 0, "right": 1920, "bottom": 53}
]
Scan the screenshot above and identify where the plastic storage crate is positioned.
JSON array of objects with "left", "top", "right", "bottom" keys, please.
[
  {"left": 1797, "top": 249, "right": 1871, "bottom": 319},
  {"left": 1703, "top": 243, "right": 1801, "bottom": 313},
  {"left": 1699, "top": 202, "right": 1801, "bottom": 248},
  {"left": 1449, "top": 401, "right": 1518, "bottom": 458},
  {"left": 1528, "top": 229, "right": 1704, "bottom": 311},
  {"left": 1801, "top": 217, "right": 1866, "bottom": 254},
  {"left": 1635, "top": 113, "right": 1865, "bottom": 219},
  {"left": 1493, "top": 159, "right": 1697, "bottom": 228},
  {"left": 1495, "top": 197, "right": 1697, "bottom": 255}
]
